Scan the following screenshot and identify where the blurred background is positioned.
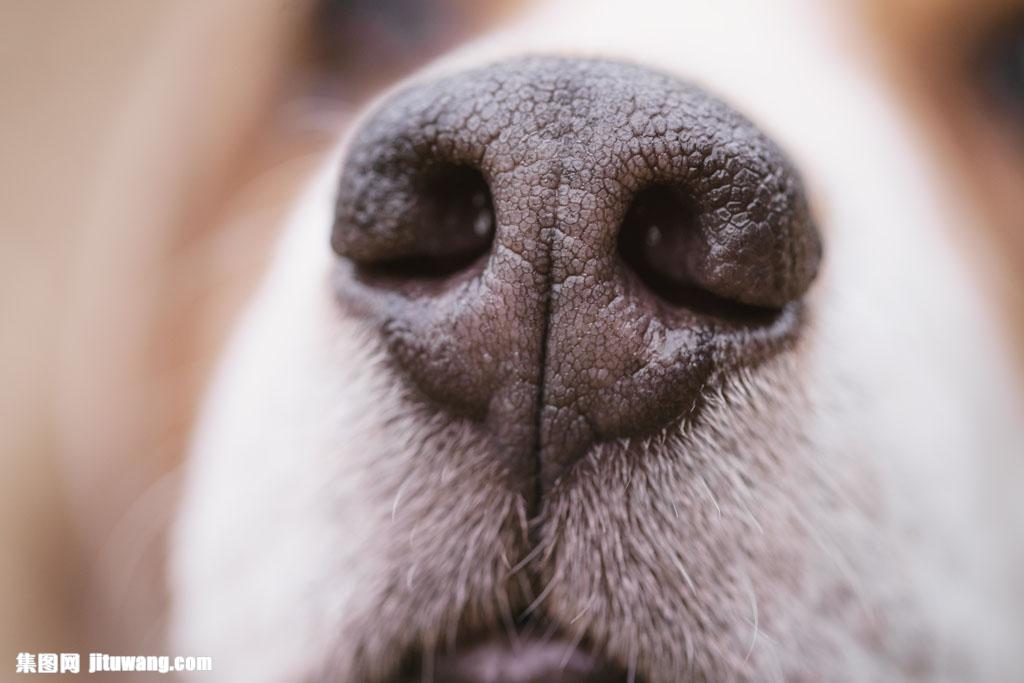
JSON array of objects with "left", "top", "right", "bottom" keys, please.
[
  {"left": 0, "top": 0, "right": 521, "bottom": 674},
  {"left": 1, "top": 0, "right": 1021, "bottom": 680}
]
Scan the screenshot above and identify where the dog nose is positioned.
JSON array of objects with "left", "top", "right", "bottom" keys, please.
[{"left": 332, "top": 57, "right": 821, "bottom": 497}]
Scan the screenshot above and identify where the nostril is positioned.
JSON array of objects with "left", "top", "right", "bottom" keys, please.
[
  {"left": 617, "top": 186, "right": 699, "bottom": 291},
  {"left": 378, "top": 163, "right": 494, "bottom": 278},
  {"left": 617, "top": 184, "right": 787, "bottom": 324},
  {"left": 332, "top": 161, "right": 495, "bottom": 282}
]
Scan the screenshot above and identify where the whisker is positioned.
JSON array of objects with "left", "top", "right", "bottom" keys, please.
[{"left": 519, "top": 571, "right": 559, "bottom": 620}]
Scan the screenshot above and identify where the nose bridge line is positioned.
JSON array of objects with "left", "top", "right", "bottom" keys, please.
[
  {"left": 526, "top": 161, "right": 563, "bottom": 523},
  {"left": 525, "top": 93, "right": 583, "bottom": 522},
  {"left": 527, "top": 210, "right": 553, "bottom": 524}
]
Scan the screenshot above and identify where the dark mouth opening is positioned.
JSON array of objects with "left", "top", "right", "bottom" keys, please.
[{"left": 393, "top": 623, "right": 640, "bottom": 683}]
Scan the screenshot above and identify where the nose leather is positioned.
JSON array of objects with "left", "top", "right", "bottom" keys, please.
[{"left": 332, "top": 57, "right": 821, "bottom": 498}]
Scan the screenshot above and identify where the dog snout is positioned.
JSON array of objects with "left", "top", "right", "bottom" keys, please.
[{"left": 332, "top": 56, "right": 821, "bottom": 497}]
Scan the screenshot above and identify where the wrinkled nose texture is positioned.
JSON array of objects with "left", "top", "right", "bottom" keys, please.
[{"left": 332, "top": 57, "right": 821, "bottom": 499}]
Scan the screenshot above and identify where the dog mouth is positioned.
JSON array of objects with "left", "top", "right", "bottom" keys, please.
[{"left": 393, "top": 627, "right": 636, "bottom": 683}]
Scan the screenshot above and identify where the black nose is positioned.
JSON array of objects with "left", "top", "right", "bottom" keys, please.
[{"left": 332, "top": 57, "right": 821, "bottom": 497}]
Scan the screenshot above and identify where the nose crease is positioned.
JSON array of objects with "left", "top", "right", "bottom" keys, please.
[{"left": 332, "top": 56, "right": 821, "bottom": 505}]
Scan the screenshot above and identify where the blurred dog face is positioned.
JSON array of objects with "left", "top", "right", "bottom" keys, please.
[{"left": 99, "top": 0, "right": 1023, "bottom": 681}]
